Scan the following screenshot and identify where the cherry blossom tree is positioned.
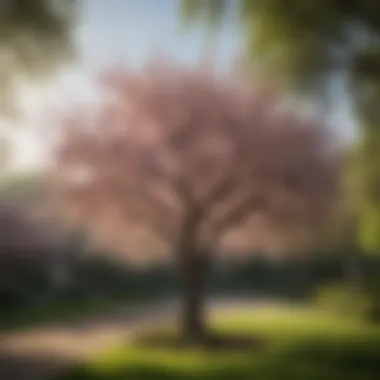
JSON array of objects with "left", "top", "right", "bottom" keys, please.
[{"left": 53, "top": 61, "right": 340, "bottom": 343}]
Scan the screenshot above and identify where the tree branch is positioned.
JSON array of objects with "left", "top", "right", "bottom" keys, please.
[
  {"left": 126, "top": 201, "right": 176, "bottom": 242},
  {"left": 143, "top": 154, "right": 194, "bottom": 206},
  {"left": 201, "top": 143, "right": 258, "bottom": 214},
  {"left": 214, "top": 193, "right": 266, "bottom": 236}
]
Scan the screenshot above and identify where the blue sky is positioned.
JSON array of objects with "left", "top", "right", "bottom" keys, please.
[
  {"left": 55, "top": 0, "right": 242, "bottom": 103},
  {"left": 76, "top": 0, "right": 241, "bottom": 69},
  {"left": 9, "top": 0, "right": 355, "bottom": 170}
]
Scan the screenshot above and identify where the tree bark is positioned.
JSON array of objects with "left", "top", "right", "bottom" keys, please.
[{"left": 179, "top": 248, "right": 209, "bottom": 344}]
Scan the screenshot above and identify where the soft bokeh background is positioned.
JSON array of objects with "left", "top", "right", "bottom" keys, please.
[{"left": 1, "top": 1, "right": 380, "bottom": 380}]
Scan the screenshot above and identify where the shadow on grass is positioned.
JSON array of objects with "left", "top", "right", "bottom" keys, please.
[
  {"left": 60, "top": 336, "right": 380, "bottom": 380},
  {"left": 134, "top": 330, "right": 266, "bottom": 352}
]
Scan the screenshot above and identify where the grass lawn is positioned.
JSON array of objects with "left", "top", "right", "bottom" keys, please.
[{"left": 58, "top": 305, "right": 380, "bottom": 380}]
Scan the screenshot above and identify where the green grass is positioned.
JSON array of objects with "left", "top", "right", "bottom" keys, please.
[
  {"left": 58, "top": 305, "right": 380, "bottom": 380},
  {"left": 0, "top": 295, "right": 152, "bottom": 332}
]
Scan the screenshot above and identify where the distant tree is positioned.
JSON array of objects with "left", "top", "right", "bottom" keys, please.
[
  {"left": 0, "top": 0, "right": 76, "bottom": 117},
  {"left": 53, "top": 61, "right": 339, "bottom": 344},
  {"left": 181, "top": 0, "right": 380, "bottom": 99},
  {"left": 0, "top": 170, "right": 48, "bottom": 211},
  {"left": 0, "top": 202, "right": 58, "bottom": 268}
]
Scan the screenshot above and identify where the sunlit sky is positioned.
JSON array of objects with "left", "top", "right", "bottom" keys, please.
[{"left": 7, "top": 0, "right": 356, "bottom": 171}]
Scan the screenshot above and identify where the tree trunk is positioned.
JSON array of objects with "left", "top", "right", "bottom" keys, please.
[{"left": 179, "top": 249, "right": 209, "bottom": 344}]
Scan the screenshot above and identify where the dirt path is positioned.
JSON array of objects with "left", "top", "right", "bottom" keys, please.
[
  {"left": 0, "top": 297, "right": 262, "bottom": 380},
  {"left": 0, "top": 300, "right": 178, "bottom": 380}
]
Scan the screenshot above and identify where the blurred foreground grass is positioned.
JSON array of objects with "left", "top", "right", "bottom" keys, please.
[{"left": 58, "top": 306, "right": 380, "bottom": 380}]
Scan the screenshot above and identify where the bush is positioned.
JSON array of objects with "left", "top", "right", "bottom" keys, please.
[
  {"left": 362, "top": 275, "right": 380, "bottom": 322},
  {"left": 315, "top": 282, "right": 375, "bottom": 321}
]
